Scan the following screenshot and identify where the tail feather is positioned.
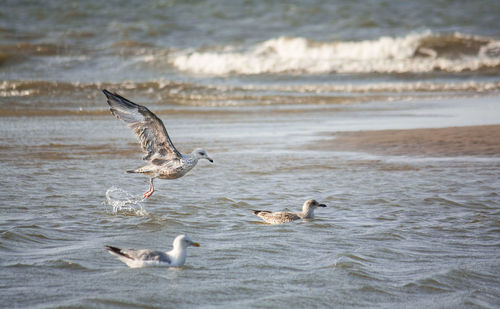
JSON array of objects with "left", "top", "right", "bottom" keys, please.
[
  {"left": 126, "top": 170, "right": 137, "bottom": 173},
  {"left": 252, "top": 210, "right": 270, "bottom": 215},
  {"left": 105, "top": 245, "right": 132, "bottom": 260}
]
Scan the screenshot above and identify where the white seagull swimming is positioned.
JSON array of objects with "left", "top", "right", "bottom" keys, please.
[
  {"left": 103, "top": 90, "right": 213, "bottom": 198},
  {"left": 105, "top": 234, "right": 200, "bottom": 268},
  {"left": 252, "top": 199, "right": 327, "bottom": 224}
]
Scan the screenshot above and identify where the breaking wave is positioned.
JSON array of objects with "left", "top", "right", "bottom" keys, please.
[{"left": 169, "top": 31, "right": 500, "bottom": 75}]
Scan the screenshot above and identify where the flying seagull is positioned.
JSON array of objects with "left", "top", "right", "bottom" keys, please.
[
  {"left": 103, "top": 89, "right": 213, "bottom": 198},
  {"left": 105, "top": 234, "right": 200, "bottom": 268},
  {"left": 252, "top": 199, "right": 327, "bottom": 224}
]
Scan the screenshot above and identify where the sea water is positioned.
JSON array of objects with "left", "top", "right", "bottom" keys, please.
[{"left": 1, "top": 1, "right": 499, "bottom": 308}]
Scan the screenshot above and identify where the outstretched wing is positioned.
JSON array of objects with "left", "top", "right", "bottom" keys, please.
[{"left": 103, "top": 89, "right": 182, "bottom": 161}]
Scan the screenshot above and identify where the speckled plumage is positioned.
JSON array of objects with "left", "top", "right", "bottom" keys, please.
[
  {"left": 252, "top": 199, "right": 327, "bottom": 224},
  {"left": 103, "top": 90, "right": 213, "bottom": 198}
]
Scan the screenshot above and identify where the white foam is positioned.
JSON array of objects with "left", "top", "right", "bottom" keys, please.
[
  {"left": 169, "top": 32, "right": 500, "bottom": 75},
  {"left": 104, "top": 186, "right": 148, "bottom": 216}
]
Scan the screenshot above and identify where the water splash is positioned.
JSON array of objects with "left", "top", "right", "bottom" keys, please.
[{"left": 104, "top": 186, "right": 148, "bottom": 216}]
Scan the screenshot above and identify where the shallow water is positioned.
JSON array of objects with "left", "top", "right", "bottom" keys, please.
[
  {"left": 1, "top": 1, "right": 500, "bottom": 308},
  {"left": 1, "top": 100, "right": 499, "bottom": 308}
]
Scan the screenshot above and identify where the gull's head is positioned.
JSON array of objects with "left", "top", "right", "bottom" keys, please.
[
  {"left": 173, "top": 234, "right": 201, "bottom": 249},
  {"left": 193, "top": 148, "right": 213, "bottom": 163},
  {"left": 302, "top": 199, "right": 327, "bottom": 212}
]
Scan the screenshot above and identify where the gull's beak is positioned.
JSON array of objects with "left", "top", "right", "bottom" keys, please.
[
  {"left": 207, "top": 157, "right": 213, "bottom": 163},
  {"left": 191, "top": 241, "right": 200, "bottom": 247},
  {"left": 318, "top": 203, "right": 327, "bottom": 207}
]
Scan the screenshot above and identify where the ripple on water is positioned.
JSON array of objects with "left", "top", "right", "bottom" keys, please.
[
  {"left": 81, "top": 298, "right": 159, "bottom": 309},
  {"left": 359, "top": 284, "right": 396, "bottom": 296},
  {"left": 329, "top": 252, "right": 372, "bottom": 269},
  {"left": 403, "top": 277, "right": 454, "bottom": 293},
  {"left": 0, "top": 225, "right": 51, "bottom": 249},
  {"left": 423, "top": 196, "right": 465, "bottom": 207},
  {"left": 3, "top": 259, "right": 89, "bottom": 270},
  {"left": 30, "top": 259, "right": 90, "bottom": 271}
]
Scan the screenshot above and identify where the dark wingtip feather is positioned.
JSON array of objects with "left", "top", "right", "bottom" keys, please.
[
  {"left": 252, "top": 210, "right": 266, "bottom": 215},
  {"left": 105, "top": 245, "right": 133, "bottom": 260},
  {"left": 102, "top": 89, "right": 118, "bottom": 102},
  {"left": 105, "top": 245, "right": 122, "bottom": 254},
  {"left": 102, "top": 89, "right": 138, "bottom": 110}
]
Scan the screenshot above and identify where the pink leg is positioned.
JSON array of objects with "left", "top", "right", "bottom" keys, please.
[{"left": 143, "top": 178, "right": 154, "bottom": 199}]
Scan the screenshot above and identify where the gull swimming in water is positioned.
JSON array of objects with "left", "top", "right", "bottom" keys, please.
[
  {"left": 105, "top": 234, "right": 200, "bottom": 268},
  {"left": 252, "top": 199, "right": 327, "bottom": 224},
  {"left": 103, "top": 89, "right": 213, "bottom": 198}
]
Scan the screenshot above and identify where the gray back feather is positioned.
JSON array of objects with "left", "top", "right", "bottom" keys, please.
[{"left": 123, "top": 249, "right": 172, "bottom": 263}]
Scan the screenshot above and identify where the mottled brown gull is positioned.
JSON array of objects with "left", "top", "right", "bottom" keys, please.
[
  {"left": 105, "top": 234, "right": 200, "bottom": 268},
  {"left": 252, "top": 199, "right": 327, "bottom": 224},
  {"left": 103, "top": 89, "right": 213, "bottom": 198}
]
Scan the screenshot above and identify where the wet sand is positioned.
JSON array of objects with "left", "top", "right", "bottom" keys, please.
[{"left": 314, "top": 125, "right": 500, "bottom": 157}]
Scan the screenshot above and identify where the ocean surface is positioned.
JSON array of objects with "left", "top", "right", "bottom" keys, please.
[{"left": 1, "top": 1, "right": 500, "bottom": 308}]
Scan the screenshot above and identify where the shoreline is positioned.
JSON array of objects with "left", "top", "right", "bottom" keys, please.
[{"left": 311, "top": 125, "right": 500, "bottom": 157}]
